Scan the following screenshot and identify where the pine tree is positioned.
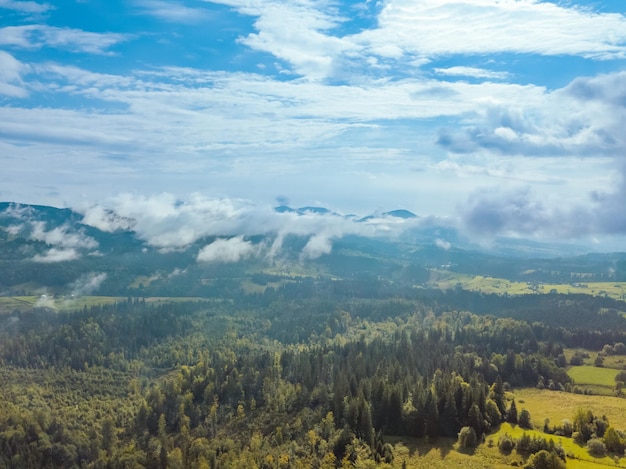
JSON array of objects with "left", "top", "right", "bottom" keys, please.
[{"left": 507, "top": 399, "right": 518, "bottom": 424}]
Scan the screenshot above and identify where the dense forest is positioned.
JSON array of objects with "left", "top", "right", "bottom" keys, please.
[
  {"left": 3, "top": 204, "right": 626, "bottom": 467},
  {"left": 2, "top": 276, "right": 626, "bottom": 468}
]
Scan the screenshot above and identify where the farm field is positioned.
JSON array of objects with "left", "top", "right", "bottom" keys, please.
[{"left": 428, "top": 272, "right": 626, "bottom": 301}]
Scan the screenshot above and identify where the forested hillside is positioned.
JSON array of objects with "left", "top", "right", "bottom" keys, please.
[{"left": 2, "top": 276, "right": 626, "bottom": 468}]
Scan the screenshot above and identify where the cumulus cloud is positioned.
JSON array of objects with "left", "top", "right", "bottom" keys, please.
[
  {"left": 435, "top": 238, "right": 451, "bottom": 250},
  {"left": 356, "top": 0, "right": 626, "bottom": 61},
  {"left": 459, "top": 173, "right": 626, "bottom": 242},
  {"left": 207, "top": 0, "right": 351, "bottom": 80},
  {"left": 446, "top": 70, "right": 626, "bottom": 241},
  {"left": 440, "top": 71, "right": 626, "bottom": 159},
  {"left": 204, "top": 0, "right": 626, "bottom": 82},
  {"left": 81, "top": 205, "right": 135, "bottom": 232},
  {"left": 79, "top": 192, "right": 423, "bottom": 259},
  {"left": 29, "top": 221, "right": 98, "bottom": 250},
  {"left": 461, "top": 187, "right": 555, "bottom": 237},
  {"left": 197, "top": 236, "right": 257, "bottom": 263},
  {"left": 3, "top": 208, "right": 99, "bottom": 261},
  {"left": 32, "top": 247, "right": 80, "bottom": 263},
  {"left": 300, "top": 234, "right": 333, "bottom": 260},
  {"left": 69, "top": 272, "right": 107, "bottom": 296},
  {"left": 81, "top": 193, "right": 262, "bottom": 249}
]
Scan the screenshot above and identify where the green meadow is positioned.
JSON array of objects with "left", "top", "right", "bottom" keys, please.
[
  {"left": 429, "top": 271, "right": 626, "bottom": 302},
  {"left": 568, "top": 366, "right": 619, "bottom": 391}
]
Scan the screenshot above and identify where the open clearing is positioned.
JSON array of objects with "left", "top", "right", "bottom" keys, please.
[
  {"left": 428, "top": 272, "right": 626, "bottom": 301},
  {"left": 567, "top": 366, "right": 619, "bottom": 392},
  {"left": 511, "top": 388, "right": 626, "bottom": 431},
  {"left": 389, "top": 384, "right": 626, "bottom": 468},
  {"left": 488, "top": 422, "right": 621, "bottom": 468}
]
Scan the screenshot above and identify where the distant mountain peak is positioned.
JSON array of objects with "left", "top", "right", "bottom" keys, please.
[
  {"left": 296, "top": 206, "right": 332, "bottom": 215},
  {"left": 274, "top": 205, "right": 296, "bottom": 213},
  {"left": 357, "top": 209, "right": 418, "bottom": 223},
  {"left": 273, "top": 206, "right": 336, "bottom": 216},
  {"left": 384, "top": 209, "right": 417, "bottom": 219}
]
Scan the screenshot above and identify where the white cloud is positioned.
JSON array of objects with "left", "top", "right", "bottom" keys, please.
[
  {"left": 0, "top": 0, "right": 51, "bottom": 14},
  {"left": 29, "top": 221, "right": 98, "bottom": 250},
  {"left": 3, "top": 209, "right": 98, "bottom": 260},
  {"left": 434, "top": 66, "right": 510, "bottom": 80},
  {"left": 205, "top": 0, "right": 353, "bottom": 80},
  {"left": 435, "top": 238, "right": 451, "bottom": 250},
  {"left": 135, "top": 0, "right": 212, "bottom": 23},
  {"left": 77, "top": 193, "right": 424, "bottom": 261},
  {"left": 197, "top": 236, "right": 257, "bottom": 263},
  {"left": 2, "top": 0, "right": 625, "bottom": 248},
  {"left": 81, "top": 205, "right": 135, "bottom": 232},
  {"left": 70, "top": 272, "right": 107, "bottom": 296},
  {"left": 0, "top": 63, "right": 547, "bottom": 159},
  {"left": 0, "top": 25, "right": 128, "bottom": 54},
  {"left": 202, "top": 0, "right": 626, "bottom": 82},
  {"left": 32, "top": 248, "right": 80, "bottom": 263},
  {"left": 300, "top": 234, "right": 333, "bottom": 260},
  {"left": 0, "top": 50, "right": 28, "bottom": 97},
  {"left": 356, "top": 0, "right": 626, "bottom": 61}
]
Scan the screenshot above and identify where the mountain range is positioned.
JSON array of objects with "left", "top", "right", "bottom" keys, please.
[{"left": 1, "top": 201, "right": 625, "bottom": 299}]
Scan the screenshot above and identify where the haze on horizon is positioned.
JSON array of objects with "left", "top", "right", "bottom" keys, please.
[{"left": 2, "top": 0, "right": 626, "bottom": 251}]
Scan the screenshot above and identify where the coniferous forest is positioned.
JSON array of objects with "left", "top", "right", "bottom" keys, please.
[
  {"left": 2, "top": 275, "right": 626, "bottom": 469},
  {"left": 2, "top": 203, "right": 626, "bottom": 468}
]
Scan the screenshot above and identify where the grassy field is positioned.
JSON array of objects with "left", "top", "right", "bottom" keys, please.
[
  {"left": 0, "top": 295, "right": 125, "bottom": 312},
  {"left": 428, "top": 271, "right": 626, "bottom": 302},
  {"left": 389, "top": 436, "right": 512, "bottom": 469},
  {"left": 240, "top": 279, "right": 291, "bottom": 294},
  {"left": 487, "top": 422, "right": 621, "bottom": 468},
  {"left": 0, "top": 295, "right": 213, "bottom": 313},
  {"left": 389, "top": 388, "right": 626, "bottom": 468},
  {"left": 568, "top": 366, "right": 619, "bottom": 392},
  {"left": 564, "top": 348, "right": 626, "bottom": 370},
  {"left": 511, "top": 388, "right": 626, "bottom": 431}
]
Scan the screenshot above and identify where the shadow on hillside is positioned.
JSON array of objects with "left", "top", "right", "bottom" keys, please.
[{"left": 388, "top": 436, "right": 459, "bottom": 459}]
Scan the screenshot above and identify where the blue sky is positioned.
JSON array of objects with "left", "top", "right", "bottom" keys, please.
[{"left": 2, "top": 0, "right": 626, "bottom": 249}]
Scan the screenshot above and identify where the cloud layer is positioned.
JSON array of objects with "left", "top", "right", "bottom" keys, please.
[
  {"left": 1, "top": 0, "right": 626, "bottom": 250},
  {"left": 78, "top": 192, "right": 424, "bottom": 260}
]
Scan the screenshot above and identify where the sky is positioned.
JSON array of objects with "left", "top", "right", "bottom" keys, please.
[{"left": 2, "top": 0, "right": 626, "bottom": 250}]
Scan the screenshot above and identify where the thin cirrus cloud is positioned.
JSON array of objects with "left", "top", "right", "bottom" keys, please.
[
  {"left": 134, "top": 0, "right": 214, "bottom": 23},
  {"left": 0, "top": 0, "right": 51, "bottom": 14},
  {"left": 0, "top": 50, "right": 28, "bottom": 97},
  {"left": 0, "top": 25, "right": 129, "bottom": 54},
  {"left": 434, "top": 67, "right": 511, "bottom": 80}
]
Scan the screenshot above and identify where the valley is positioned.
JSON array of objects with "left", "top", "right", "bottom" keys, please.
[{"left": 2, "top": 203, "right": 626, "bottom": 468}]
